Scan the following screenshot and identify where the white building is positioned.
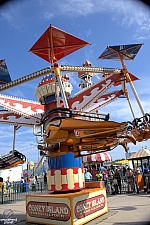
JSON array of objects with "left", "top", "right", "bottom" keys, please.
[{"left": 0, "top": 165, "right": 23, "bottom": 182}]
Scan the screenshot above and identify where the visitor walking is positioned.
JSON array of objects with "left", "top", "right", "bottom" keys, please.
[{"left": 84, "top": 168, "right": 92, "bottom": 182}]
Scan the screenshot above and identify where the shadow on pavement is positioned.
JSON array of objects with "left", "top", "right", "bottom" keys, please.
[
  {"left": 0, "top": 213, "right": 46, "bottom": 225},
  {"left": 112, "top": 206, "right": 136, "bottom": 211},
  {"left": 0, "top": 212, "right": 26, "bottom": 225}
]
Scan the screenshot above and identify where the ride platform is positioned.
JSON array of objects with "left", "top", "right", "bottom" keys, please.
[{"left": 26, "top": 186, "right": 108, "bottom": 225}]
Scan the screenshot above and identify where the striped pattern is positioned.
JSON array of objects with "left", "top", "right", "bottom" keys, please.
[
  {"left": 82, "top": 152, "right": 112, "bottom": 163},
  {"left": 47, "top": 167, "right": 85, "bottom": 192},
  {"left": 128, "top": 148, "right": 150, "bottom": 159}
]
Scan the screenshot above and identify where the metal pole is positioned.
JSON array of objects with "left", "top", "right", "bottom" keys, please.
[
  {"left": 125, "top": 90, "right": 136, "bottom": 119},
  {"left": 127, "top": 74, "right": 145, "bottom": 116},
  {"left": 30, "top": 143, "right": 39, "bottom": 162},
  {"left": 12, "top": 126, "right": 17, "bottom": 156},
  {"left": 57, "top": 75, "right": 69, "bottom": 108},
  {"left": 53, "top": 64, "right": 69, "bottom": 108},
  {"left": 34, "top": 156, "right": 44, "bottom": 175},
  {"left": 117, "top": 51, "right": 145, "bottom": 117}
]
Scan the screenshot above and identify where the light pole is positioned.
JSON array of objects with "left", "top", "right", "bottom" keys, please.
[{"left": 30, "top": 143, "right": 39, "bottom": 161}]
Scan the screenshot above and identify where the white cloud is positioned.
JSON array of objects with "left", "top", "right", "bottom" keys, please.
[
  {"left": 43, "top": 12, "right": 53, "bottom": 20},
  {"left": 85, "top": 29, "right": 92, "bottom": 37},
  {"left": 41, "top": 0, "right": 150, "bottom": 40},
  {"left": 1, "top": 0, "right": 150, "bottom": 40}
]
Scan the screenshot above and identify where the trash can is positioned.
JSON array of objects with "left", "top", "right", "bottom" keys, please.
[{"left": 23, "top": 182, "right": 29, "bottom": 192}]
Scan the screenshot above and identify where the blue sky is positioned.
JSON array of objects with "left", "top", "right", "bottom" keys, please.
[{"left": 0, "top": 0, "right": 150, "bottom": 162}]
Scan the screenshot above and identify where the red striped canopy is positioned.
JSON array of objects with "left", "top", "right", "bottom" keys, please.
[{"left": 82, "top": 152, "right": 112, "bottom": 163}]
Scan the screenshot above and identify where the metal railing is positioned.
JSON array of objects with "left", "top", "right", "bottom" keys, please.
[
  {"left": 0, "top": 177, "right": 141, "bottom": 204},
  {"left": 0, "top": 182, "right": 48, "bottom": 204}
]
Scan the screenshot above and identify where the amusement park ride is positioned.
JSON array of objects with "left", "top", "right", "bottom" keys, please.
[{"left": 0, "top": 25, "right": 150, "bottom": 224}]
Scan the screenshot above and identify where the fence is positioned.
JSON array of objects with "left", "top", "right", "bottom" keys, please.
[
  {"left": 0, "top": 181, "right": 48, "bottom": 204},
  {"left": 0, "top": 177, "right": 140, "bottom": 204},
  {"left": 107, "top": 177, "right": 139, "bottom": 195}
]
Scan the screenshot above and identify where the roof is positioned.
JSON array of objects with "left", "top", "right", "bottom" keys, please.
[
  {"left": 128, "top": 148, "right": 150, "bottom": 160},
  {"left": 82, "top": 152, "right": 112, "bottom": 163},
  {"left": 115, "top": 159, "right": 129, "bottom": 165}
]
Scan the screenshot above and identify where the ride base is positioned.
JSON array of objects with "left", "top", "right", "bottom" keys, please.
[{"left": 26, "top": 185, "right": 108, "bottom": 225}]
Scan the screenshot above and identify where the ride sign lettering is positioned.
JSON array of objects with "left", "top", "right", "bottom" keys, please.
[
  {"left": 26, "top": 201, "right": 71, "bottom": 221},
  {"left": 75, "top": 194, "right": 106, "bottom": 219}
]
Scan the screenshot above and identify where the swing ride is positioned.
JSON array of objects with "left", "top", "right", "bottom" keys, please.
[
  {"left": 0, "top": 26, "right": 143, "bottom": 160},
  {"left": 0, "top": 60, "right": 26, "bottom": 169},
  {"left": 0, "top": 24, "right": 149, "bottom": 225}
]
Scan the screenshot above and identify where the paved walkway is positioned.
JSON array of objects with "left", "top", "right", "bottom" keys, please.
[{"left": 0, "top": 192, "right": 149, "bottom": 225}]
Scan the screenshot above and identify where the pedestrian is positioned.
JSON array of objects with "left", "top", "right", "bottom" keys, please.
[
  {"left": 114, "top": 169, "right": 121, "bottom": 194},
  {"left": 91, "top": 165, "right": 97, "bottom": 181},
  {"left": 102, "top": 168, "right": 108, "bottom": 189},
  {"left": 6, "top": 176, "right": 11, "bottom": 197},
  {"left": 19, "top": 177, "right": 24, "bottom": 192},
  {"left": 108, "top": 166, "right": 114, "bottom": 194},
  {"left": 132, "top": 167, "right": 139, "bottom": 194},
  {"left": 0, "top": 177, "right": 3, "bottom": 192},
  {"left": 123, "top": 166, "right": 127, "bottom": 181},
  {"left": 23, "top": 178, "right": 29, "bottom": 192},
  {"left": 125, "top": 168, "right": 133, "bottom": 193},
  {"left": 30, "top": 176, "right": 36, "bottom": 191},
  {"left": 35, "top": 175, "right": 40, "bottom": 190},
  {"left": 113, "top": 177, "right": 118, "bottom": 194},
  {"left": 44, "top": 173, "right": 47, "bottom": 190},
  {"left": 84, "top": 168, "right": 92, "bottom": 182},
  {"left": 96, "top": 170, "right": 103, "bottom": 181}
]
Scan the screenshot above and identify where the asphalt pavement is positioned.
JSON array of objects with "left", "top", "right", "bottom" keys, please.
[{"left": 0, "top": 192, "right": 149, "bottom": 225}]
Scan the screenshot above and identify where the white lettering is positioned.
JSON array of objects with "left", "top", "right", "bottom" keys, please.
[{"left": 28, "top": 204, "right": 45, "bottom": 213}]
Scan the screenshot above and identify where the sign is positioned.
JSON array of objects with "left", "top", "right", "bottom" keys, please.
[
  {"left": 26, "top": 189, "right": 108, "bottom": 225},
  {"left": 26, "top": 201, "right": 71, "bottom": 221},
  {"left": 28, "top": 161, "right": 34, "bottom": 169},
  {"left": 75, "top": 194, "right": 106, "bottom": 219}
]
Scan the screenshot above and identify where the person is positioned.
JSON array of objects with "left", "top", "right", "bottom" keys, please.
[
  {"left": 125, "top": 168, "right": 133, "bottom": 193},
  {"left": 35, "top": 175, "right": 40, "bottom": 190},
  {"left": 30, "top": 176, "right": 36, "bottom": 191},
  {"left": 0, "top": 177, "right": 3, "bottom": 192},
  {"left": 102, "top": 168, "right": 108, "bottom": 189},
  {"left": 108, "top": 166, "right": 114, "bottom": 194},
  {"left": 96, "top": 170, "right": 103, "bottom": 181},
  {"left": 44, "top": 173, "right": 47, "bottom": 189},
  {"left": 114, "top": 169, "right": 121, "bottom": 194},
  {"left": 143, "top": 163, "right": 149, "bottom": 174},
  {"left": 20, "top": 177, "right": 24, "bottom": 184},
  {"left": 6, "top": 177, "right": 11, "bottom": 197},
  {"left": 84, "top": 168, "right": 92, "bottom": 182},
  {"left": 19, "top": 177, "right": 24, "bottom": 192},
  {"left": 99, "top": 165, "right": 105, "bottom": 173},
  {"left": 113, "top": 177, "right": 118, "bottom": 194},
  {"left": 119, "top": 167, "right": 124, "bottom": 180},
  {"left": 91, "top": 165, "right": 97, "bottom": 181},
  {"left": 132, "top": 167, "right": 139, "bottom": 194},
  {"left": 122, "top": 166, "right": 127, "bottom": 181},
  {"left": 23, "top": 178, "right": 29, "bottom": 192}
]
